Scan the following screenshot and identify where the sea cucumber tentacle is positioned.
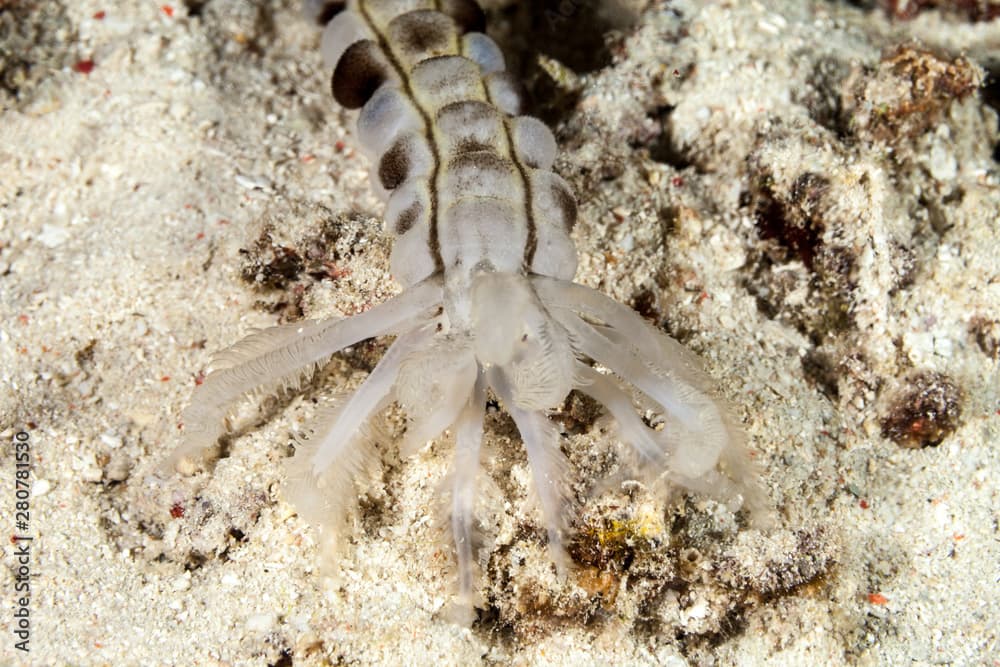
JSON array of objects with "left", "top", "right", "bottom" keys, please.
[
  {"left": 171, "top": 277, "right": 442, "bottom": 469},
  {"left": 450, "top": 369, "right": 487, "bottom": 606},
  {"left": 533, "top": 276, "right": 715, "bottom": 391},
  {"left": 573, "top": 363, "right": 670, "bottom": 468},
  {"left": 283, "top": 324, "right": 437, "bottom": 535},
  {"left": 394, "top": 343, "right": 479, "bottom": 457},
  {"left": 490, "top": 366, "right": 573, "bottom": 571},
  {"left": 307, "top": 322, "right": 438, "bottom": 472}
]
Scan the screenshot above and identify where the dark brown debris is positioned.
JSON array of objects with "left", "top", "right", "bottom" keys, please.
[
  {"left": 842, "top": 45, "right": 983, "bottom": 143},
  {"left": 240, "top": 232, "right": 304, "bottom": 290},
  {"left": 880, "top": 371, "right": 963, "bottom": 448},
  {"left": 878, "top": 0, "right": 1000, "bottom": 22},
  {"left": 968, "top": 316, "right": 1000, "bottom": 359}
]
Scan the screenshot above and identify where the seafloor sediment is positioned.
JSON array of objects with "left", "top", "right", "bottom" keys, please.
[{"left": 1, "top": 1, "right": 997, "bottom": 664}]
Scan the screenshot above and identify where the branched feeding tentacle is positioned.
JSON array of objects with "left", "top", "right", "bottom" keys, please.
[
  {"left": 394, "top": 335, "right": 478, "bottom": 457},
  {"left": 534, "top": 276, "right": 718, "bottom": 393},
  {"left": 284, "top": 324, "right": 436, "bottom": 530},
  {"left": 308, "top": 322, "right": 438, "bottom": 472},
  {"left": 550, "top": 303, "right": 731, "bottom": 479},
  {"left": 171, "top": 278, "right": 442, "bottom": 469},
  {"left": 450, "top": 369, "right": 487, "bottom": 607},
  {"left": 491, "top": 367, "right": 573, "bottom": 572},
  {"left": 573, "top": 363, "right": 669, "bottom": 468}
]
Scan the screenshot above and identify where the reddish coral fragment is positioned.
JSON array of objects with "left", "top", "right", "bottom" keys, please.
[
  {"left": 161, "top": 5, "right": 174, "bottom": 17},
  {"left": 322, "top": 262, "right": 352, "bottom": 280},
  {"left": 868, "top": 592, "right": 888, "bottom": 605},
  {"left": 93, "top": 10, "right": 106, "bottom": 20},
  {"left": 73, "top": 59, "right": 96, "bottom": 75},
  {"left": 170, "top": 503, "right": 185, "bottom": 518}
]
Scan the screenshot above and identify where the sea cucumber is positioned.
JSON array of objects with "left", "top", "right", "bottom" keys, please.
[{"left": 169, "top": 0, "right": 768, "bottom": 612}]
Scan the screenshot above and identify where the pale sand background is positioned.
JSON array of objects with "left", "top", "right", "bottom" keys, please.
[{"left": 1, "top": 1, "right": 998, "bottom": 665}]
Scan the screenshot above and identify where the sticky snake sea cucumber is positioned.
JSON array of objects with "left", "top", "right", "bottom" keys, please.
[{"left": 169, "top": 0, "right": 769, "bottom": 612}]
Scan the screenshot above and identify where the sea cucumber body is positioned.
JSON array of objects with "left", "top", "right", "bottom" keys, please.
[
  {"left": 172, "top": 0, "right": 767, "bottom": 612},
  {"left": 320, "top": 0, "right": 578, "bottom": 310}
]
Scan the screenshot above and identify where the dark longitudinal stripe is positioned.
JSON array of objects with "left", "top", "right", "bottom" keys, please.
[
  {"left": 505, "top": 122, "right": 537, "bottom": 271},
  {"left": 357, "top": 0, "right": 444, "bottom": 274},
  {"left": 481, "top": 82, "right": 536, "bottom": 272}
]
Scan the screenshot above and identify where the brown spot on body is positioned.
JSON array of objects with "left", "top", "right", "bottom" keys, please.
[
  {"left": 438, "top": 99, "right": 497, "bottom": 125},
  {"left": 753, "top": 171, "right": 829, "bottom": 269},
  {"left": 394, "top": 201, "right": 422, "bottom": 235},
  {"left": 378, "top": 138, "right": 412, "bottom": 190},
  {"left": 240, "top": 232, "right": 304, "bottom": 289},
  {"left": 842, "top": 45, "right": 982, "bottom": 142},
  {"left": 388, "top": 10, "right": 455, "bottom": 61},
  {"left": 410, "top": 54, "right": 482, "bottom": 103},
  {"left": 454, "top": 138, "right": 494, "bottom": 154},
  {"left": 437, "top": 0, "right": 486, "bottom": 33},
  {"left": 310, "top": 1, "right": 346, "bottom": 25},
  {"left": 332, "top": 40, "right": 391, "bottom": 109},
  {"left": 436, "top": 100, "right": 503, "bottom": 153},
  {"left": 448, "top": 148, "right": 508, "bottom": 174}
]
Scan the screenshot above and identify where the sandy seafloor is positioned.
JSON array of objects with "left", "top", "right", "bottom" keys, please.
[{"left": 1, "top": 0, "right": 999, "bottom": 664}]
